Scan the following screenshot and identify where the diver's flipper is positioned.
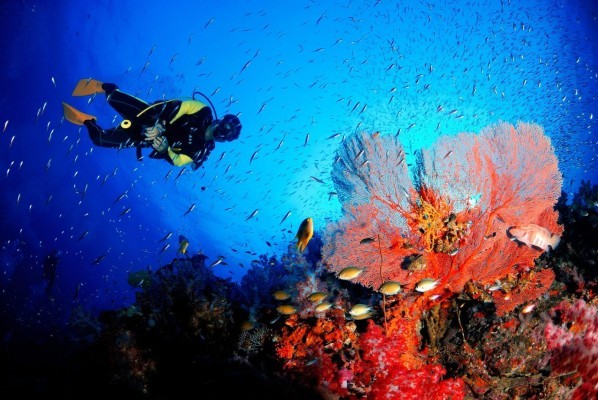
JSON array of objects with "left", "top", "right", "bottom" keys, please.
[
  {"left": 62, "top": 102, "right": 95, "bottom": 125},
  {"left": 72, "top": 78, "right": 105, "bottom": 96}
]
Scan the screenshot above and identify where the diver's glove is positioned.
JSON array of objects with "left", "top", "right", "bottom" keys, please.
[{"left": 151, "top": 136, "right": 169, "bottom": 153}]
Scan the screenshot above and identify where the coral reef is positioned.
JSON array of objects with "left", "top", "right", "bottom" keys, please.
[{"left": 3, "top": 129, "right": 597, "bottom": 400}]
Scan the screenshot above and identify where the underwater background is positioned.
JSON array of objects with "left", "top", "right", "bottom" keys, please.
[{"left": 1, "top": 0, "right": 597, "bottom": 398}]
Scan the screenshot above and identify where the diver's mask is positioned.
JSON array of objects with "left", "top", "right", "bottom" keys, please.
[{"left": 211, "top": 114, "right": 241, "bottom": 142}]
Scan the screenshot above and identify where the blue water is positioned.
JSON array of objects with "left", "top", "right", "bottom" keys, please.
[{"left": 1, "top": 0, "right": 596, "bottom": 341}]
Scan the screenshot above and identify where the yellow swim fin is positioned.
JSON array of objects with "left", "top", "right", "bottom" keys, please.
[
  {"left": 62, "top": 102, "right": 95, "bottom": 125},
  {"left": 72, "top": 78, "right": 105, "bottom": 96}
]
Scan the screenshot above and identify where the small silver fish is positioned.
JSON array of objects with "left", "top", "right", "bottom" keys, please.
[
  {"left": 280, "top": 211, "right": 291, "bottom": 224},
  {"left": 159, "top": 232, "right": 173, "bottom": 242},
  {"left": 210, "top": 258, "right": 224, "bottom": 268},
  {"left": 246, "top": 209, "right": 259, "bottom": 220},
  {"left": 183, "top": 203, "right": 196, "bottom": 216}
]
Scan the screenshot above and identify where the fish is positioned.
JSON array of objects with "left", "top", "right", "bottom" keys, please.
[
  {"left": 315, "top": 302, "right": 332, "bottom": 312},
  {"left": 159, "top": 243, "right": 171, "bottom": 253},
  {"left": 521, "top": 304, "right": 536, "bottom": 314},
  {"left": 178, "top": 235, "right": 189, "bottom": 254},
  {"left": 246, "top": 209, "right": 259, "bottom": 220},
  {"left": 91, "top": 254, "right": 106, "bottom": 265},
  {"left": 203, "top": 18, "right": 215, "bottom": 30},
  {"left": 306, "top": 357, "right": 319, "bottom": 366},
  {"left": 159, "top": 232, "right": 173, "bottom": 242},
  {"left": 407, "top": 254, "right": 427, "bottom": 272},
  {"left": 240, "top": 59, "right": 252, "bottom": 74},
  {"left": 338, "top": 266, "right": 363, "bottom": 280},
  {"left": 349, "top": 304, "right": 371, "bottom": 317},
  {"left": 119, "top": 207, "right": 132, "bottom": 216},
  {"left": 210, "top": 257, "right": 225, "bottom": 268},
  {"left": 310, "top": 176, "right": 325, "bottom": 184},
  {"left": 78, "top": 230, "right": 89, "bottom": 242},
  {"left": 183, "top": 203, "right": 196, "bottom": 216},
  {"left": 352, "top": 312, "right": 374, "bottom": 320},
  {"left": 276, "top": 304, "right": 298, "bottom": 315},
  {"left": 280, "top": 211, "right": 292, "bottom": 224},
  {"left": 415, "top": 278, "right": 439, "bottom": 293},
  {"left": 240, "top": 320, "right": 254, "bottom": 331},
  {"left": 360, "top": 237, "right": 375, "bottom": 244},
  {"left": 272, "top": 290, "right": 291, "bottom": 301},
  {"left": 307, "top": 291, "right": 327, "bottom": 303},
  {"left": 174, "top": 168, "right": 186, "bottom": 183},
  {"left": 295, "top": 217, "right": 314, "bottom": 252},
  {"left": 379, "top": 281, "right": 402, "bottom": 295},
  {"left": 507, "top": 224, "right": 561, "bottom": 252}
]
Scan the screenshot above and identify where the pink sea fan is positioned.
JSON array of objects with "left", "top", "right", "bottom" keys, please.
[{"left": 322, "top": 122, "right": 562, "bottom": 294}]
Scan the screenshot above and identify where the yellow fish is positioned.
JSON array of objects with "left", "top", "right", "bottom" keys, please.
[
  {"left": 307, "top": 291, "right": 327, "bottom": 303},
  {"left": 178, "top": 235, "right": 189, "bottom": 254},
  {"left": 315, "top": 301, "right": 332, "bottom": 312},
  {"left": 379, "top": 281, "right": 402, "bottom": 295},
  {"left": 276, "top": 304, "right": 298, "bottom": 315},
  {"left": 349, "top": 304, "right": 371, "bottom": 317},
  {"left": 295, "top": 217, "right": 314, "bottom": 252},
  {"left": 272, "top": 289, "right": 291, "bottom": 301},
  {"left": 352, "top": 312, "right": 374, "bottom": 320},
  {"left": 338, "top": 266, "right": 363, "bottom": 280},
  {"left": 240, "top": 320, "right": 255, "bottom": 331}
]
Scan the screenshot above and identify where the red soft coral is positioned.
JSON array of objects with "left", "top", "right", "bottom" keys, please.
[
  {"left": 545, "top": 300, "right": 598, "bottom": 400},
  {"left": 354, "top": 321, "right": 465, "bottom": 400}
]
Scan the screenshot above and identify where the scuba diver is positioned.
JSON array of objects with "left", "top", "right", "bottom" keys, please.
[
  {"left": 61, "top": 79, "right": 242, "bottom": 169},
  {"left": 42, "top": 249, "right": 60, "bottom": 298}
]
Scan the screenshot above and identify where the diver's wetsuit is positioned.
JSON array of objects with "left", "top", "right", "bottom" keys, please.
[{"left": 84, "top": 83, "right": 216, "bottom": 168}]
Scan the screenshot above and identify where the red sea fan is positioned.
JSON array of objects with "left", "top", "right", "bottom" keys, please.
[{"left": 322, "top": 122, "right": 562, "bottom": 296}]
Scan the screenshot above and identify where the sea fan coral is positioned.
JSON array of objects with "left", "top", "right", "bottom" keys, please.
[{"left": 322, "top": 122, "right": 562, "bottom": 299}]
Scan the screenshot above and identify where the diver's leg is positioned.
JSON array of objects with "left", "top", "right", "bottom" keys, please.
[
  {"left": 84, "top": 120, "right": 140, "bottom": 148},
  {"left": 102, "top": 83, "right": 150, "bottom": 121}
]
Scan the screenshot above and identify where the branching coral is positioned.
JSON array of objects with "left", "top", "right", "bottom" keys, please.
[{"left": 405, "top": 185, "right": 469, "bottom": 254}]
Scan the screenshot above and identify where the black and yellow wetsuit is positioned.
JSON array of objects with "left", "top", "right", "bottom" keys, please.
[{"left": 85, "top": 83, "right": 215, "bottom": 168}]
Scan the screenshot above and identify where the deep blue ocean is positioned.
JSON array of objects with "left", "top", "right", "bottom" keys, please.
[{"left": 1, "top": 0, "right": 597, "bottom": 396}]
